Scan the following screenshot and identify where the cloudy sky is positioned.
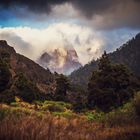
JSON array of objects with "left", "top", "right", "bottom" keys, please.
[{"left": 0, "top": 0, "right": 140, "bottom": 65}]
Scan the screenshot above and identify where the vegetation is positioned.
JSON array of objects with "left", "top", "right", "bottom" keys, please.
[
  {"left": 0, "top": 94, "right": 140, "bottom": 140},
  {"left": 72, "top": 92, "right": 87, "bottom": 112},
  {"left": 15, "top": 73, "right": 46, "bottom": 103},
  {"left": 133, "top": 92, "right": 140, "bottom": 117},
  {"left": 55, "top": 74, "right": 70, "bottom": 101},
  {"left": 70, "top": 33, "right": 140, "bottom": 87},
  {"left": 0, "top": 56, "right": 11, "bottom": 92},
  {"left": 0, "top": 43, "right": 45, "bottom": 103},
  {"left": 88, "top": 51, "right": 137, "bottom": 112},
  {"left": 0, "top": 38, "right": 140, "bottom": 139}
]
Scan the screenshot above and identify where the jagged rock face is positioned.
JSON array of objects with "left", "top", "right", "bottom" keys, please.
[{"left": 38, "top": 47, "right": 82, "bottom": 75}]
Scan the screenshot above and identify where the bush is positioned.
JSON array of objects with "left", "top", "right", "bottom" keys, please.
[
  {"left": 133, "top": 92, "right": 140, "bottom": 117},
  {"left": 44, "top": 101, "right": 71, "bottom": 108},
  {"left": 103, "top": 102, "right": 136, "bottom": 127},
  {"left": 41, "top": 100, "right": 72, "bottom": 113},
  {"left": 52, "top": 111, "right": 73, "bottom": 118},
  {"left": 10, "top": 102, "right": 20, "bottom": 107},
  {"left": 85, "top": 112, "right": 104, "bottom": 121},
  {"left": 47, "top": 104, "right": 65, "bottom": 112},
  {"left": 0, "top": 108, "right": 10, "bottom": 121}
]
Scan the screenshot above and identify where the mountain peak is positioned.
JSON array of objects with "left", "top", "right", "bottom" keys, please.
[{"left": 38, "top": 47, "right": 82, "bottom": 75}]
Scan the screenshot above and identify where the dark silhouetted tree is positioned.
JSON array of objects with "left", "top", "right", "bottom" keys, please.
[
  {"left": 73, "top": 92, "right": 87, "bottom": 112},
  {"left": 0, "top": 59, "right": 11, "bottom": 92},
  {"left": 55, "top": 74, "right": 70, "bottom": 101},
  {"left": 88, "top": 51, "right": 136, "bottom": 112}
]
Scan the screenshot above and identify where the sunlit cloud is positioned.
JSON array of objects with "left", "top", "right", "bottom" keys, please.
[{"left": 0, "top": 23, "right": 105, "bottom": 65}]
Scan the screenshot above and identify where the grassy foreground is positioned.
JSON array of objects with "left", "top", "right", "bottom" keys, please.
[{"left": 0, "top": 97, "right": 140, "bottom": 140}]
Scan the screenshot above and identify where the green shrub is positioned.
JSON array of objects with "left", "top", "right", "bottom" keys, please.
[
  {"left": 10, "top": 102, "right": 20, "bottom": 107},
  {"left": 52, "top": 111, "right": 73, "bottom": 118},
  {"left": 43, "top": 101, "right": 72, "bottom": 109},
  {"left": 47, "top": 104, "right": 65, "bottom": 112},
  {"left": 41, "top": 100, "right": 73, "bottom": 113},
  {"left": 103, "top": 102, "right": 136, "bottom": 127},
  {"left": 52, "top": 111, "right": 76, "bottom": 119},
  {"left": 56, "top": 101, "right": 72, "bottom": 110},
  {"left": 85, "top": 112, "right": 104, "bottom": 121},
  {"left": 0, "top": 108, "right": 10, "bottom": 121}
]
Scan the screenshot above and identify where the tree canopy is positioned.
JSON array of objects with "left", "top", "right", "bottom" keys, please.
[
  {"left": 55, "top": 74, "right": 70, "bottom": 101},
  {"left": 88, "top": 51, "right": 136, "bottom": 112}
]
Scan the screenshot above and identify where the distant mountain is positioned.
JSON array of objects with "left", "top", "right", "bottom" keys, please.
[
  {"left": 69, "top": 33, "right": 140, "bottom": 87},
  {"left": 0, "top": 40, "right": 55, "bottom": 98},
  {"left": 38, "top": 47, "right": 82, "bottom": 75}
]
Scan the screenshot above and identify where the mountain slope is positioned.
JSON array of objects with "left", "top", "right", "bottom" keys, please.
[
  {"left": 69, "top": 33, "right": 140, "bottom": 87},
  {"left": 0, "top": 40, "right": 55, "bottom": 96}
]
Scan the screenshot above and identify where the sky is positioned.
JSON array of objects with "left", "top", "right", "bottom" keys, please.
[{"left": 0, "top": 0, "right": 140, "bottom": 66}]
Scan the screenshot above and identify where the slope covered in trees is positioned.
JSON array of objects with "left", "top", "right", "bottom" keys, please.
[
  {"left": 0, "top": 38, "right": 140, "bottom": 140},
  {"left": 0, "top": 40, "right": 54, "bottom": 85},
  {"left": 0, "top": 40, "right": 55, "bottom": 103},
  {"left": 69, "top": 33, "right": 140, "bottom": 87},
  {"left": 88, "top": 51, "right": 137, "bottom": 112}
]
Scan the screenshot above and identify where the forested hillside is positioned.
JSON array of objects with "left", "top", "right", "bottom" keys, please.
[
  {"left": 0, "top": 39, "right": 140, "bottom": 140},
  {"left": 0, "top": 40, "right": 55, "bottom": 103},
  {"left": 70, "top": 33, "right": 140, "bottom": 87}
]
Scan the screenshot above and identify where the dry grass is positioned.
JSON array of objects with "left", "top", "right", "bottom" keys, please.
[
  {"left": 0, "top": 115, "right": 140, "bottom": 140},
  {"left": 0, "top": 99, "right": 140, "bottom": 140}
]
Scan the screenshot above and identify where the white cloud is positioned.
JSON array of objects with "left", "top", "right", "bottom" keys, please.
[{"left": 0, "top": 23, "right": 104, "bottom": 65}]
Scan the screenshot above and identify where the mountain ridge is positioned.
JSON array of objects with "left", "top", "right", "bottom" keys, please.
[
  {"left": 0, "top": 40, "right": 55, "bottom": 96},
  {"left": 69, "top": 33, "right": 140, "bottom": 87}
]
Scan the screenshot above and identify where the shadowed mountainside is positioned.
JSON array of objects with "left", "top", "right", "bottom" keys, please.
[
  {"left": 69, "top": 33, "right": 140, "bottom": 87},
  {"left": 0, "top": 40, "right": 55, "bottom": 102},
  {"left": 0, "top": 40, "right": 54, "bottom": 84}
]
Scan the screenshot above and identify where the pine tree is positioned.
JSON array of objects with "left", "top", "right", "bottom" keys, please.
[
  {"left": 98, "top": 51, "right": 111, "bottom": 71},
  {"left": 88, "top": 51, "right": 135, "bottom": 112},
  {"left": 55, "top": 74, "right": 70, "bottom": 101}
]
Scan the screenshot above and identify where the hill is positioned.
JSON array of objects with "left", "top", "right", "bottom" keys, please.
[
  {"left": 0, "top": 40, "right": 55, "bottom": 103},
  {"left": 0, "top": 40, "right": 54, "bottom": 84},
  {"left": 69, "top": 33, "right": 140, "bottom": 87}
]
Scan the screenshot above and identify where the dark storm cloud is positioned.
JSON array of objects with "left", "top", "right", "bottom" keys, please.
[
  {"left": 0, "top": 0, "right": 139, "bottom": 15},
  {"left": 72, "top": 0, "right": 140, "bottom": 29},
  {"left": 0, "top": 0, "right": 140, "bottom": 29},
  {"left": 72, "top": 0, "right": 115, "bottom": 18},
  {"left": 0, "top": 0, "right": 69, "bottom": 13},
  {"left": 72, "top": 0, "right": 140, "bottom": 17}
]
